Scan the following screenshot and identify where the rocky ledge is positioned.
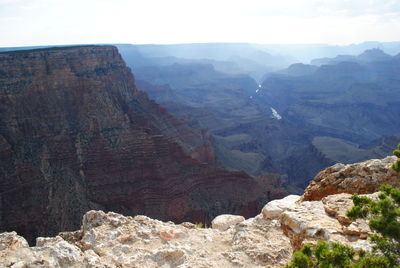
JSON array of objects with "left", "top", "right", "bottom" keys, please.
[
  {"left": 1, "top": 156, "right": 399, "bottom": 268},
  {"left": 303, "top": 156, "right": 399, "bottom": 200}
]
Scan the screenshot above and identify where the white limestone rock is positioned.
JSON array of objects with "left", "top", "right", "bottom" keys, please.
[
  {"left": 211, "top": 214, "right": 245, "bottom": 231},
  {"left": 262, "top": 195, "right": 301, "bottom": 219},
  {"left": 0, "top": 192, "right": 380, "bottom": 267},
  {"left": 0, "top": 232, "right": 29, "bottom": 251}
]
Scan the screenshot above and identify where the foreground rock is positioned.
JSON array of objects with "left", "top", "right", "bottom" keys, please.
[
  {"left": 211, "top": 214, "right": 245, "bottom": 231},
  {"left": 0, "top": 190, "right": 375, "bottom": 268},
  {"left": 1, "top": 155, "right": 396, "bottom": 267},
  {"left": 0, "top": 210, "right": 291, "bottom": 268},
  {"left": 303, "top": 156, "right": 400, "bottom": 201}
]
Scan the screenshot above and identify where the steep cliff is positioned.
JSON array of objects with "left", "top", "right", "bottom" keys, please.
[
  {"left": 0, "top": 46, "right": 286, "bottom": 244},
  {"left": 1, "top": 156, "right": 397, "bottom": 268}
]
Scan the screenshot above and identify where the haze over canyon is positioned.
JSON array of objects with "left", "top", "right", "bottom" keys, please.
[{"left": 0, "top": 40, "right": 399, "bottom": 267}]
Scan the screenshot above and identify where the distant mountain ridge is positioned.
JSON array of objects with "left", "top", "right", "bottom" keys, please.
[
  {"left": 2, "top": 41, "right": 400, "bottom": 81},
  {"left": 115, "top": 43, "right": 292, "bottom": 82},
  {"left": 311, "top": 48, "right": 396, "bottom": 66}
]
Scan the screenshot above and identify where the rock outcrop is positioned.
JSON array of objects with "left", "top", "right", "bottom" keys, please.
[
  {"left": 303, "top": 156, "right": 400, "bottom": 201},
  {"left": 0, "top": 46, "right": 286, "bottom": 244},
  {"left": 0, "top": 194, "right": 374, "bottom": 268},
  {"left": 3, "top": 155, "right": 397, "bottom": 267}
]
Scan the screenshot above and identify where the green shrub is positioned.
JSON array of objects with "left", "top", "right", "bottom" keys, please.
[
  {"left": 285, "top": 184, "right": 400, "bottom": 267},
  {"left": 284, "top": 240, "right": 388, "bottom": 268},
  {"left": 392, "top": 143, "right": 400, "bottom": 172},
  {"left": 347, "top": 184, "right": 400, "bottom": 267},
  {"left": 194, "top": 222, "right": 208, "bottom": 229},
  {"left": 285, "top": 144, "right": 400, "bottom": 267},
  {"left": 285, "top": 185, "right": 400, "bottom": 268}
]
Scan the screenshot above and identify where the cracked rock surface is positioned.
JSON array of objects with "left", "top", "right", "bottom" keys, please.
[{"left": 0, "top": 191, "right": 375, "bottom": 268}]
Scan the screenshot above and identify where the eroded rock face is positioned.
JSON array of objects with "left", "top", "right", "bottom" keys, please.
[
  {"left": 0, "top": 46, "right": 286, "bottom": 243},
  {"left": 0, "top": 189, "right": 375, "bottom": 268},
  {"left": 3, "top": 155, "right": 395, "bottom": 267},
  {"left": 303, "top": 156, "right": 400, "bottom": 201},
  {"left": 261, "top": 193, "right": 373, "bottom": 252},
  {"left": 0, "top": 210, "right": 292, "bottom": 268}
]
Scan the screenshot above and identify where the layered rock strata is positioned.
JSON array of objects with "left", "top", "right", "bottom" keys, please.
[
  {"left": 1, "top": 156, "right": 397, "bottom": 267},
  {"left": 0, "top": 46, "right": 286, "bottom": 243},
  {"left": 303, "top": 156, "right": 400, "bottom": 200}
]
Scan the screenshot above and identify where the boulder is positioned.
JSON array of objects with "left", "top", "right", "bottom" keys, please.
[
  {"left": 0, "top": 232, "right": 28, "bottom": 251},
  {"left": 262, "top": 195, "right": 300, "bottom": 219},
  {"left": 211, "top": 214, "right": 245, "bottom": 231}
]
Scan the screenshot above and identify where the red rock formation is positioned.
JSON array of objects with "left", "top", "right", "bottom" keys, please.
[
  {"left": 302, "top": 156, "right": 400, "bottom": 201},
  {"left": 0, "top": 46, "right": 286, "bottom": 243}
]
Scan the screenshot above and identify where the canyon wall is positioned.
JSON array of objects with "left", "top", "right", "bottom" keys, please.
[{"left": 0, "top": 46, "right": 286, "bottom": 243}]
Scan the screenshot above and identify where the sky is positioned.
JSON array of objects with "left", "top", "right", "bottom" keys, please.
[{"left": 1, "top": 0, "right": 400, "bottom": 47}]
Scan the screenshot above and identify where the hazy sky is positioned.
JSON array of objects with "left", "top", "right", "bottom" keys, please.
[{"left": 1, "top": 0, "right": 400, "bottom": 47}]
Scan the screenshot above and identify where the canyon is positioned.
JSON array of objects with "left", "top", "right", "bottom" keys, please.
[
  {"left": 0, "top": 46, "right": 286, "bottom": 244},
  {"left": 1, "top": 43, "right": 400, "bottom": 267},
  {"left": 2, "top": 44, "right": 399, "bottom": 191},
  {"left": 121, "top": 46, "right": 400, "bottom": 191}
]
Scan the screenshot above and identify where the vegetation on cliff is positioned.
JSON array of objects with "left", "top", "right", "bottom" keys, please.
[
  {"left": 285, "top": 145, "right": 400, "bottom": 267},
  {"left": 286, "top": 185, "right": 400, "bottom": 267},
  {"left": 392, "top": 144, "right": 400, "bottom": 172}
]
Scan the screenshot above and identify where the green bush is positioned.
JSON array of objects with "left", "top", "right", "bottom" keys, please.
[
  {"left": 347, "top": 184, "right": 400, "bottom": 267},
  {"left": 194, "top": 222, "right": 208, "bottom": 229},
  {"left": 284, "top": 240, "right": 390, "bottom": 268},
  {"left": 285, "top": 144, "right": 400, "bottom": 267},
  {"left": 392, "top": 144, "right": 400, "bottom": 172},
  {"left": 285, "top": 185, "right": 399, "bottom": 267}
]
